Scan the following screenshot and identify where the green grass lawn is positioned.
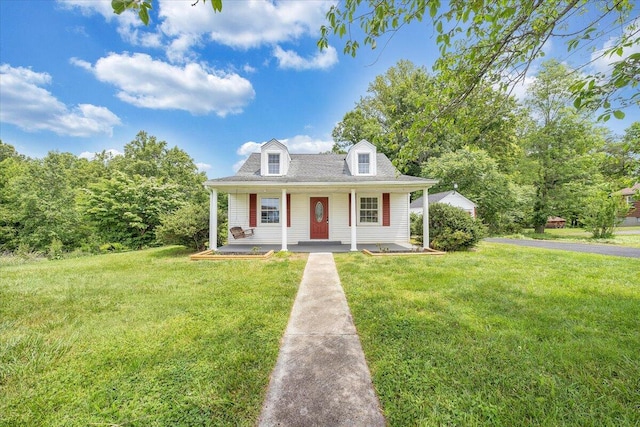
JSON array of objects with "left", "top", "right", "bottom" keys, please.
[
  {"left": 335, "top": 244, "right": 640, "bottom": 426},
  {"left": 514, "top": 226, "right": 640, "bottom": 248},
  {"left": 0, "top": 247, "right": 306, "bottom": 426}
]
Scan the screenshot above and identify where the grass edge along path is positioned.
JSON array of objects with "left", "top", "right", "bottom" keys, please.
[
  {"left": 335, "top": 243, "right": 640, "bottom": 426},
  {"left": 0, "top": 247, "right": 307, "bottom": 427}
]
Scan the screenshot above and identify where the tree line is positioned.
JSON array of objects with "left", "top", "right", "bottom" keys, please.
[
  {"left": 0, "top": 131, "right": 226, "bottom": 257},
  {"left": 332, "top": 59, "right": 639, "bottom": 235},
  {"left": 1, "top": 60, "right": 638, "bottom": 257}
]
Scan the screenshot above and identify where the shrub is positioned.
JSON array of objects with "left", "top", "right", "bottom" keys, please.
[
  {"left": 410, "top": 212, "right": 423, "bottom": 243},
  {"left": 47, "top": 237, "right": 64, "bottom": 260},
  {"left": 429, "top": 203, "right": 486, "bottom": 251},
  {"left": 156, "top": 203, "right": 210, "bottom": 251},
  {"left": 581, "top": 191, "right": 627, "bottom": 238}
]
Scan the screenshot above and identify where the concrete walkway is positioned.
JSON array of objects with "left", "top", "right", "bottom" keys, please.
[
  {"left": 258, "top": 253, "right": 385, "bottom": 426},
  {"left": 486, "top": 237, "right": 640, "bottom": 258}
]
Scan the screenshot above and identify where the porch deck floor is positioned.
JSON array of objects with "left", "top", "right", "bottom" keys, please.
[{"left": 216, "top": 242, "right": 415, "bottom": 253}]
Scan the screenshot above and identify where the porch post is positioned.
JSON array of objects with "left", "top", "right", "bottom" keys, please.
[
  {"left": 350, "top": 189, "right": 357, "bottom": 251},
  {"left": 209, "top": 189, "right": 218, "bottom": 250},
  {"left": 281, "top": 188, "right": 288, "bottom": 251},
  {"left": 422, "top": 188, "right": 429, "bottom": 250}
]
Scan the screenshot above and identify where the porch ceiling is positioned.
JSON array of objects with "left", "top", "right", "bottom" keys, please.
[{"left": 205, "top": 181, "right": 435, "bottom": 194}]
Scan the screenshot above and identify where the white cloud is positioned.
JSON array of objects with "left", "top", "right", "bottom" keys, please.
[
  {"left": 0, "top": 64, "right": 121, "bottom": 137},
  {"left": 196, "top": 162, "right": 212, "bottom": 172},
  {"left": 158, "top": 0, "right": 334, "bottom": 59},
  {"left": 58, "top": 0, "right": 115, "bottom": 20},
  {"left": 58, "top": 0, "right": 158, "bottom": 48},
  {"left": 59, "top": 0, "right": 338, "bottom": 69},
  {"left": 509, "top": 74, "right": 538, "bottom": 102},
  {"left": 273, "top": 46, "right": 338, "bottom": 70},
  {"left": 280, "top": 135, "right": 334, "bottom": 153},
  {"left": 79, "top": 148, "right": 123, "bottom": 160},
  {"left": 233, "top": 135, "right": 334, "bottom": 172},
  {"left": 74, "top": 53, "right": 255, "bottom": 116},
  {"left": 237, "top": 141, "right": 263, "bottom": 156},
  {"left": 243, "top": 64, "right": 257, "bottom": 74},
  {"left": 590, "top": 18, "right": 640, "bottom": 76}
]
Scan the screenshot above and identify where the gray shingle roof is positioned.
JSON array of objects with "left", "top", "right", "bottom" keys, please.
[
  {"left": 410, "top": 191, "right": 476, "bottom": 208},
  {"left": 206, "top": 153, "right": 431, "bottom": 185}
]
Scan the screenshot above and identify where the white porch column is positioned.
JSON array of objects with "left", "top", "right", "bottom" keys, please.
[
  {"left": 422, "top": 188, "right": 429, "bottom": 250},
  {"left": 281, "top": 188, "right": 288, "bottom": 251},
  {"left": 209, "top": 189, "right": 218, "bottom": 250},
  {"left": 350, "top": 189, "right": 357, "bottom": 251}
]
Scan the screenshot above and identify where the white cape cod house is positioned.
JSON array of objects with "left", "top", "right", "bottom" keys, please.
[{"left": 204, "top": 139, "right": 437, "bottom": 251}]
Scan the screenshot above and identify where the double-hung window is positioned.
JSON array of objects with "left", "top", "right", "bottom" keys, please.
[
  {"left": 359, "top": 197, "right": 378, "bottom": 223},
  {"left": 358, "top": 153, "right": 370, "bottom": 174},
  {"left": 268, "top": 153, "right": 280, "bottom": 175},
  {"left": 261, "top": 197, "right": 280, "bottom": 224}
]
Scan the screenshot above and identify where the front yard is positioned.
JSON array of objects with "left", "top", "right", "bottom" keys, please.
[
  {"left": 0, "top": 247, "right": 306, "bottom": 426},
  {"left": 335, "top": 243, "right": 640, "bottom": 425},
  {"left": 2, "top": 244, "right": 639, "bottom": 425}
]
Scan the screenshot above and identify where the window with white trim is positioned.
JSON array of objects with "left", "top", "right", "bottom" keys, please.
[
  {"left": 261, "top": 197, "right": 280, "bottom": 223},
  {"left": 268, "top": 153, "right": 280, "bottom": 175},
  {"left": 358, "top": 153, "right": 370, "bottom": 174},
  {"left": 359, "top": 196, "right": 378, "bottom": 223}
]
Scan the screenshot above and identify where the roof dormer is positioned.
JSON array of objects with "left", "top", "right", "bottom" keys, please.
[
  {"left": 260, "top": 139, "right": 290, "bottom": 176},
  {"left": 346, "top": 140, "right": 377, "bottom": 176}
]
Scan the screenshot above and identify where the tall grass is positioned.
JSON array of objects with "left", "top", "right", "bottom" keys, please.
[
  {"left": 336, "top": 244, "right": 640, "bottom": 425},
  {"left": 1, "top": 247, "right": 306, "bottom": 426}
]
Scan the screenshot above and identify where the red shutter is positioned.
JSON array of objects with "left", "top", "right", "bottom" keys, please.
[
  {"left": 287, "top": 193, "right": 291, "bottom": 227},
  {"left": 382, "top": 193, "right": 390, "bottom": 226},
  {"left": 348, "top": 194, "right": 351, "bottom": 226},
  {"left": 249, "top": 194, "right": 257, "bottom": 227}
]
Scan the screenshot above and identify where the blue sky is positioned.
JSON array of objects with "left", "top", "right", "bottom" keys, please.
[{"left": 1, "top": 1, "right": 637, "bottom": 178}]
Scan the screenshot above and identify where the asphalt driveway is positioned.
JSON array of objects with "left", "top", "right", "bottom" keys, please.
[{"left": 485, "top": 238, "right": 640, "bottom": 259}]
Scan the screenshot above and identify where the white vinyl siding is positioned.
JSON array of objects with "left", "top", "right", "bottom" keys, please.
[{"left": 227, "top": 192, "right": 410, "bottom": 246}]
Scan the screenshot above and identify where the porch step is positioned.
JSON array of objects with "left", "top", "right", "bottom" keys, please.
[{"left": 297, "top": 241, "right": 342, "bottom": 246}]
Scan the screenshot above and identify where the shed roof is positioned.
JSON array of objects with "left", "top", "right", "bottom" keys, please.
[{"left": 410, "top": 191, "right": 477, "bottom": 208}]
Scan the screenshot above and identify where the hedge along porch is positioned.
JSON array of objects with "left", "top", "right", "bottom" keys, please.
[{"left": 204, "top": 139, "right": 437, "bottom": 251}]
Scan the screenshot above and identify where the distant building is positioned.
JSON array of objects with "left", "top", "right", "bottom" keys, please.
[
  {"left": 617, "top": 183, "right": 640, "bottom": 226},
  {"left": 546, "top": 216, "right": 566, "bottom": 229},
  {"left": 410, "top": 191, "right": 476, "bottom": 218}
]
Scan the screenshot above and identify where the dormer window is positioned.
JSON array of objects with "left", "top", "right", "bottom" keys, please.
[
  {"left": 268, "top": 153, "right": 280, "bottom": 175},
  {"left": 346, "top": 140, "right": 377, "bottom": 176},
  {"left": 358, "top": 153, "right": 370, "bottom": 174},
  {"left": 260, "top": 139, "right": 290, "bottom": 176}
]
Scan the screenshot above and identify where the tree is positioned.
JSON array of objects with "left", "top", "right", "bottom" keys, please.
[
  {"left": 319, "top": 0, "right": 639, "bottom": 119},
  {"left": 8, "top": 152, "right": 93, "bottom": 252},
  {"left": 79, "top": 171, "right": 183, "bottom": 248},
  {"left": 113, "top": 131, "right": 208, "bottom": 204},
  {"left": 332, "top": 61, "right": 440, "bottom": 174},
  {"left": 581, "top": 187, "right": 628, "bottom": 238},
  {"left": 333, "top": 60, "right": 524, "bottom": 174},
  {"left": 524, "top": 61, "right": 608, "bottom": 232},
  {"left": 423, "top": 147, "right": 530, "bottom": 233},
  {"left": 601, "top": 122, "right": 640, "bottom": 181},
  {"left": 0, "top": 142, "right": 26, "bottom": 251}
]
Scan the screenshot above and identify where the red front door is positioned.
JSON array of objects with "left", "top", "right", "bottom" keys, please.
[{"left": 310, "top": 197, "right": 329, "bottom": 239}]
